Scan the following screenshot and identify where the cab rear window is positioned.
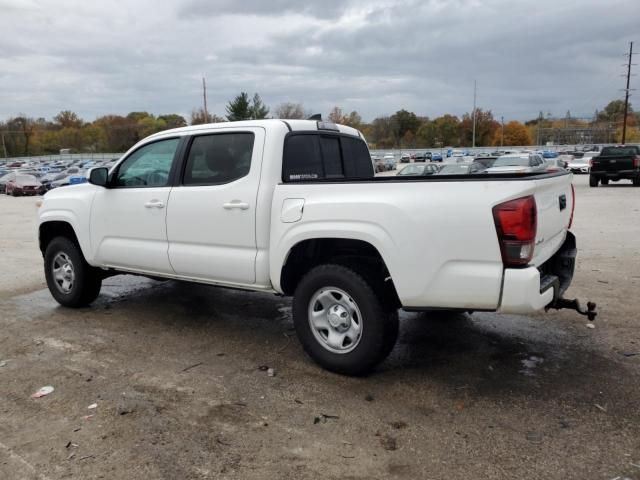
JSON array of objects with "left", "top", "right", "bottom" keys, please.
[
  {"left": 283, "top": 133, "right": 373, "bottom": 182},
  {"left": 601, "top": 146, "right": 639, "bottom": 156}
]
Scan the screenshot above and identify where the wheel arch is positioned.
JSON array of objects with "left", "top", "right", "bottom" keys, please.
[
  {"left": 278, "top": 237, "right": 401, "bottom": 309},
  {"left": 39, "top": 219, "right": 91, "bottom": 263}
]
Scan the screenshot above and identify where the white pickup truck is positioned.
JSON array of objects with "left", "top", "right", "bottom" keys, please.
[{"left": 37, "top": 119, "right": 593, "bottom": 375}]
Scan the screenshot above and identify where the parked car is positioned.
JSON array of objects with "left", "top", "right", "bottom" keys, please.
[
  {"left": 383, "top": 154, "right": 396, "bottom": 170},
  {"left": 37, "top": 119, "right": 585, "bottom": 375},
  {"left": 371, "top": 156, "right": 385, "bottom": 173},
  {"left": 567, "top": 158, "right": 591, "bottom": 174},
  {"left": 0, "top": 172, "right": 17, "bottom": 193},
  {"left": 397, "top": 163, "right": 440, "bottom": 176},
  {"left": 5, "top": 174, "right": 45, "bottom": 196},
  {"left": 431, "top": 152, "right": 443, "bottom": 162},
  {"left": 413, "top": 152, "right": 427, "bottom": 162},
  {"left": 485, "top": 153, "right": 547, "bottom": 174},
  {"left": 400, "top": 153, "right": 411, "bottom": 163},
  {"left": 49, "top": 171, "right": 88, "bottom": 189},
  {"left": 589, "top": 145, "right": 640, "bottom": 187},
  {"left": 436, "top": 163, "right": 484, "bottom": 175},
  {"left": 545, "top": 158, "right": 568, "bottom": 172},
  {"left": 472, "top": 156, "right": 498, "bottom": 171}
]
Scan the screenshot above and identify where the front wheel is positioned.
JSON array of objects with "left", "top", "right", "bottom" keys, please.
[
  {"left": 293, "top": 264, "right": 399, "bottom": 376},
  {"left": 589, "top": 175, "right": 599, "bottom": 187},
  {"left": 44, "top": 237, "right": 102, "bottom": 307}
]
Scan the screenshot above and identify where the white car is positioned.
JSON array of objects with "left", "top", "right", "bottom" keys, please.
[
  {"left": 567, "top": 158, "right": 591, "bottom": 174},
  {"left": 37, "top": 119, "right": 588, "bottom": 375}
]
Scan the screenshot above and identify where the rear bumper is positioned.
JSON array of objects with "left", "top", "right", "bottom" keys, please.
[
  {"left": 591, "top": 169, "right": 639, "bottom": 180},
  {"left": 498, "top": 232, "right": 576, "bottom": 314}
]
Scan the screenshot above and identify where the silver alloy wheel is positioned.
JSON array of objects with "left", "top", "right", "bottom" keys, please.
[
  {"left": 52, "top": 252, "right": 75, "bottom": 294},
  {"left": 308, "top": 287, "right": 363, "bottom": 354}
]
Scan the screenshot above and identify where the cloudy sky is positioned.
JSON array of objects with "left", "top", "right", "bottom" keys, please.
[{"left": 0, "top": 0, "right": 637, "bottom": 122}]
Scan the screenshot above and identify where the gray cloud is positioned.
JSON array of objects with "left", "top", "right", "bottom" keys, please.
[
  {"left": 178, "top": 0, "right": 351, "bottom": 19},
  {"left": 0, "top": 0, "right": 637, "bottom": 122}
]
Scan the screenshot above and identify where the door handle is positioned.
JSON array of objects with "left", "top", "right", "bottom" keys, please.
[
  {"left": 144, "top": 200, "right": 165, "bottom": 209},
  {"left": 223, "top": 201, "right": 250, "bottom": 210}
]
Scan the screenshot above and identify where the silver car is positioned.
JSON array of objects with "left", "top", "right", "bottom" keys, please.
[{"left": 485, "top": 153, "right": 548, "bottom": 174}]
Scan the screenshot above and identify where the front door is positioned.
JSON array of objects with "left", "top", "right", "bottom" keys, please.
[
  {"left": 166, "top": 128, "right": 264, "bottom": 285},
  {"left": 90, "top": 137, "right": 181, "bottom": 274}
]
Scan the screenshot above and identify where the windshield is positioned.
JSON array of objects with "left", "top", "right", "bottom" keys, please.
[
  {"left": 16, "top": 175, "right": 37, "bottom": 183},
  {"left": 398, "top": 165, "right": 426, "bottom": 175},
  {"left": 601, "top": 146, "right": 639, "bottom": 156},
  {"left": 493, "top": 156, "right": 529, "bottom": 167},
  {"left": 437, "top": 164, "right": 470, "bottom": 174}
]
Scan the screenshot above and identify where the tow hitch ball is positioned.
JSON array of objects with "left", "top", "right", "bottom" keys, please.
[{"left": 547, "top": 298, "right": 597, "bottom": 321}]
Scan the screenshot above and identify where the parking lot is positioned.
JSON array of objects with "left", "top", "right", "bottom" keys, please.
[{"left": 0, "top": 174, "right": 639, "bottom": 480}]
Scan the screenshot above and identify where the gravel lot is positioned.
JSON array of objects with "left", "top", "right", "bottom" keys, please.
[{"left": 1, "top": 175, "right": 639, "bottom": 480}]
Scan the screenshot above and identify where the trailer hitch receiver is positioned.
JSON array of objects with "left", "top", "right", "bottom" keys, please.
[{"left": 547, "top": 298, "right": 597, "bottom": 321}]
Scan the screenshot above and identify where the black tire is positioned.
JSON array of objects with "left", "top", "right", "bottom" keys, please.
[
  {"left": 44, "top": 236, "right": 102, "bottom": 307},
  {"left": 633, "top": 177, "right": 640, "bottom": 187},
  {"left": 589, "top": 175, "right": 599, "bottom": 187},
  {"left": 601, "top": 178, "right": 609, "bottom": 185},
  {"left": 293, "top": 264, "right": 399, "bottom": 376}
]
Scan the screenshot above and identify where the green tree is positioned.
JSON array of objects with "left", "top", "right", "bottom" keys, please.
[
  {"left": 343, "top": 111, "right": 362, "bottom": 129},
  {"left": 158, "top": 114, "right": 187, "bottom": 129},
  {"left": 250, "top": 93, "right": 270, "bottom": 119},
  {"left": 598, "top": 100, "right": 630, "bottom": 123},
  {"left": 226, "top": 92, "right": 252, "bottom": 121},
  {"left": 391, "top": 109, "right": 420, "bottom": 138},
  {"left": 432, "top": 115, "right": 461, "bottom": 146}
]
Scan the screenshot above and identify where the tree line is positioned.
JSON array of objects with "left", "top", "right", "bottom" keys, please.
[{"left": 1, "top": 94, "right": 638, "bottom": 157}]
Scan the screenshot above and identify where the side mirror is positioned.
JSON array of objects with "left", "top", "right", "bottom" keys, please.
[{"left": 88, "top": 167, "right": 109, "bottom": 187}]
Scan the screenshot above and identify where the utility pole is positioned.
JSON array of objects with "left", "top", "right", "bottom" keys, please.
[
  {"left": 621, "top": 41, "right": 635, "bottom": 145},
  {"left": 500, "top": 116, "right": 504, "bottom": 147},
  {"left": 536, "top": 111, "right": 544, "bottom": 146},
  {"left": 1, "top": 133, "right": 7, "bottom": 158},
  {"left": 202, "top": 77, "right": 209, "bottom": 123},
  {"left": 472, "top": 80, "right": 477, "bottom": 148}
]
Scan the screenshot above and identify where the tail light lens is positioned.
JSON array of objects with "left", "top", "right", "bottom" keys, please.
[
  {"left": 493, "top": 196, "right": 537, "bottom": 267},
  {"left": 568, "top": 184, "right": 575, "bottom": 229},
  {"left": 633, "top": 156, "right": 640, "bottom": 168}
]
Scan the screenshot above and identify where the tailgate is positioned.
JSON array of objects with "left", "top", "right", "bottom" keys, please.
[
  {"left": 592, "top": 156, "right": 634, "bottom": 172},
  {"left": 530, "top": 174, "right": 573, "bottom": 266}
]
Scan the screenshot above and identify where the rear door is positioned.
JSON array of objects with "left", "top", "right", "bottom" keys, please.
[{"left": 166, "top": 128, "right": 264, "bottom": 285}]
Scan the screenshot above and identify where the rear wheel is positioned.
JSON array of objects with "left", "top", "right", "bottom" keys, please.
[
  {"left": 44, "top": 237, "right": 102, "bottom": 307},
  {"left": 601, "top": 178, "right": 609, "bottom": 185},
  {"left": 293, "top": 264, "right": 399, "bottom": 376},
  {"left": 633, "top": 177, "right": 640, "bottom": 187},
  {"left": 589, "top": 175, "right": 599, "bottom": 187}
]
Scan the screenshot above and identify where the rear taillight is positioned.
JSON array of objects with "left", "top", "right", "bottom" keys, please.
[
  {"left": 568, "top": 184, "right": 575, "bottom": 229},
  {"left": 634, "top": 156, "right": 640, "bottom": 168},
  {"left": 493, "top": 196, "right": 537, "bottom": 267}
]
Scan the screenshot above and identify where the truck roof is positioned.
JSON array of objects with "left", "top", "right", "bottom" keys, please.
[{"left": 146, "top": 119, "right": 362, "bottom": 141}]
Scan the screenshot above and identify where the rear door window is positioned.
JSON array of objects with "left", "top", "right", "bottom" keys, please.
[{"left": 183, "top": 132, "right": 254, "bottom": 185}]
